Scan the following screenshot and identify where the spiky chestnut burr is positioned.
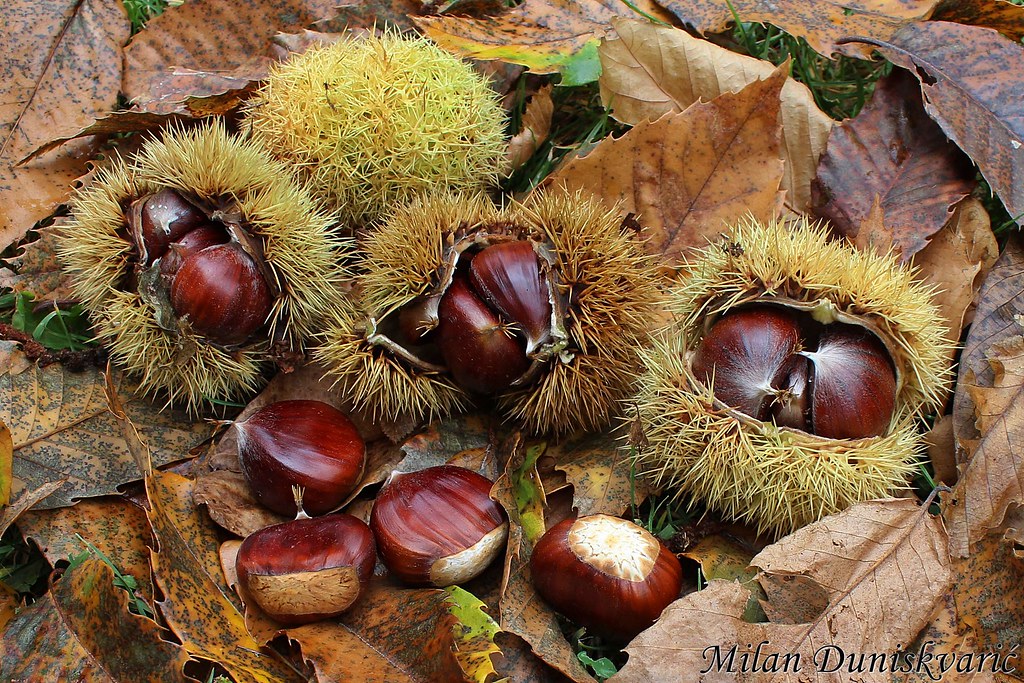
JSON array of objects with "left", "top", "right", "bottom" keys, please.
[
  {"left": 530, "top": 515, "right": 683, "bottom": 644},
  {"left": 242, "top": 32, "right": 507, "bottom": 227},
  {"left": 631, "top": 217, "right": 952, "bottom": 536},
  {"left": 56, "top": 121, "right": 353, "bottom": 411},
  {"left": 314, "top": 190, "right": 663, "bottom": 435}
]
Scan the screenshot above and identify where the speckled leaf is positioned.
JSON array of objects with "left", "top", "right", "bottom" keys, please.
[
  {"left": 18, "top": 497, "right": 154, "bottom": 603},
  {"left": 397, "top": 413, "right": 497, "bottom": 475},
  {"left": 946, "top": 335, "right": 1024, "bottom": 559},
  {"left": 0, "top": 557, "right": 189, "bottom": 682},
  {"left": 416, "top": 0, "right": 677, "bottom": 87},
  {"left": 316, "top": 0, "right": 420, "bottom": 33},
  {"left": 446, "top": 586, "right": 502, "bottom": 683},
  {"left": 123, "top": 0, "right": 344, "bottom": 112},
  {"left": 0, "top": 1, "right": 129, "bottom": 252},
  {"left": 0, "top": 583, "right": 17, "bottom": 632},
  {"left": 0, "top": 419, "right": 10, "bottom": 507},
  {"left": 0, "top": 479, "right": 64, "bottom": 539},
  {"left": 657, "top": 0, "right": 936, "bottom": 60},
  {"left": 547, "top": 429, "right": 648, "bottom": 517},
  {"left": 849, "top": 22, "right": 1024, "bottom": 230},
  {"left": 147, "top": 469, "right": 302, "bottom": 683},
  {"left": 812, "top": 69, "right": 975, "bottom": 258},
  {"left": 549, "top": 69, "right": 786, "bottom": 265},
  {"left": 682, "top": 535, "right": 765, "bottom": 623},
  {"left": 494, "top": 632, "right": 575, "bottom": 683},
  {"left": 494, "top": 438, "right": 593, "bottom": 683},
  {"left": 599, "top": 19, "right": 833, "bottom": 214},
  {"left": 933, "top": 0, "right": 1024, "bottom": 42},
  {"left": 0, "top": 225, "right": 75, "bottom": 303},
  {"left": 24, "top": 111, "right": 195, "bottom": 163},
  {"left": 0, "top": 344, "right": 213, "bottom": 509},
  {"left": 911, "top": 196, "right": 998, "bottom": 393}
]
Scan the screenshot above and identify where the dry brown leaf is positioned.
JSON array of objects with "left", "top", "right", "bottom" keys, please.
[
  {"left": 614, "top": 499, "right": 950, "bottom": 682},
  {"left": 848, "top": 22, "right": 1024, "bottom": 230},
  {"left": 0, "top": 583, "right": 17, "bottom": 632},
  {"left": 946, "top": 336, "right": 1024, "bottom": 557},
  {"left": 812, "top": 69, "right": 975, "bottom": 259},
  {"left": 599, "top": 19, "right": 832, "bottom": 214},
  {"left": 508, "top": 84, "right": 554, "bottom": 173},
  {"left": 0, "top": 558, "right": 190, "bottom": 681},
  {"left": 417, "top": 0, "right": 676, "bottom": 87},
  {"left": 0, "top": 224, "right": 76, "bottom": 303},
  {"left": 925, "top": 415, "right": 957, "bottom": 486},
  {"left": 19, "top": 497, "right": 155, "bottom": 603},
  {"left": 122, "top": 0, "right": 344, "bottom": 112},
  {"left": 549, "top": 68, "right": 786, "bottom": 266},
  {"left": 0, "top": 419, "right": 10, "bottom": 507},
  {"left": 0, "top": 343, "right": 212, "bottom": 509},
  {"left": 0, "top": 1, "right": 129, "bottom": 252},
  {"left": 898, "top": 592, "right": 1000, "bottom": 683},
  {"left": 913, "top": 196, "right": 997, "bottom": 371},
  {"left": 933, "top": 0, "right": 1024, "bottom": 45},
  {"left": 547, "top": 428, "right": 649, "bottom": 517},
  {"left": 0, "top": 480, "right": 65, "bottom": 539},
  {"left": 657, "top": 0, "right": 937, "bottom": 60}
]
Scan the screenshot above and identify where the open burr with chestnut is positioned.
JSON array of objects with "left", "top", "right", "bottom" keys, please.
[
  {"left": 315, "top": 190, "right": 662, "bottom": 436},
  {"left": 632, "top": 217, "right": 952, "bottom": 535},
  {"left": 57, "top": 121, "right": 352, "bottom": 411}
]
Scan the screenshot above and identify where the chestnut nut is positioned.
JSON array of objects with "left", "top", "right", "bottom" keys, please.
[
  {"left": 235, "top": 512, "right": 376, "bottom": 625},
  {"left": 237, "top": 400, "right": 367, "bottom": 517},
  {"left": 370, "top": 465, "right": 508, "bottom": 586},
  {"left": 691, "top": 305, "right": 897, "bottom": 440},
  {"left": 530, "top": 514, "right": 683, "bottom": 644}
]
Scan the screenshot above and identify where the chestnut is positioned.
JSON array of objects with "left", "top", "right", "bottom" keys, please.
[
  {"left": 158, "top": 223, "right": 229, "bottom": 278},
  {"left": 468, "top": 240, "right": 551, "bottom": 355},
  {"left": 235, "top": 512, "right": 376, "bottom": 625},
  {"left": 530, "top": 514, "right": 683, "bottom": 644},
  {"left": 169, "top": 241, "right": 272, "bottom": 346},
  {"left": 370, "top": 465, "right": 508, "bottom": 586},
  {"left": 436, "top": 274, "right": 530, "bottom": 395},
  {"left": 236, "top": 400, "right": 366, "bottom": 517},
  {"left": 692, "top": 305, "right": 897, "bottom": 440},
  {"left": 130, "top": 189, "right": 208, "bottom": 265}
]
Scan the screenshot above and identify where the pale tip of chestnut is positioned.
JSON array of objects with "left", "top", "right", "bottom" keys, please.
[
  {"left": 430, "top": 521, "right": 509, "bottom": 587},
  {"left": 567, "top": 514, "right": 659, "bottom": 582},
  {"left": 245, "top": 565, "right": 363, "bottom": 617}
]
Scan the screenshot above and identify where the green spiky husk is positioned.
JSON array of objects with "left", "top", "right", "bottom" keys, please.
[
  {"left": 57, "top": 121, "right": 352, "bottom": 411},
  {"left": 318, "top": 190, "right": 663, "bottom": 435},
  {"left": 243, "top": 32, "right": 507, "bottom": 226},
  {"left": 632, "top": 217, "right": 952, "bottom": 536}
]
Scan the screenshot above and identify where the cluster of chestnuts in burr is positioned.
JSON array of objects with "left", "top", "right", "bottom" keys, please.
[
  {"left": 130, "top": 189, "right": 273, "bottom": 347},
  {"left": 692, "top": 304, "right": 897, "bottom": 440},
  {"left": 230, "top": 399, "right": 683, "bottom": 640}
]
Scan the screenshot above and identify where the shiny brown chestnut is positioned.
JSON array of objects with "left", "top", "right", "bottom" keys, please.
[
  {"left": 691, "top": 305, "right": 803, "bottom": 421},
  {"left": 130, "top": 189, "right": 208, "bottom": 265},
  {"left": 530, "top": 514, "right": 683, "bottom": 644},
  {"left": 436, "top": 275, "right": 530, "bottom": 395},
  {"left": 469, "top": 240, "right": 551, "bottom": 355},
  {"left": 235, "top": 512, "right": 376, "bottom": 625},
  {"left": 802, "top": 325, "right": 896, "bottom": 440},
  {"left": 169, "top": 241, "right": 272, "bottom": 346},
  {"left": 158, "top": 223, "right": 230, "bottom": 278},
  {"left": 370, "top": 465, "right": 508, "bottom": 586},
  {"left": 691, "top": 305, "right": 897, "bottom": 440},
  {"left": 236, "top": 400, "right": 366, "bottom": 517}
]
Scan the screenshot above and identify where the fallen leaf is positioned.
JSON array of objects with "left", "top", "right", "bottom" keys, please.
[
  {"left": 0, "top": 558, "right": 190, "bottom": 681},
  {"left": 508, "top": 84, "right": 554, "bottom": 173},
  {"left": 18, "top": 497, "right": 155, "bottom": 603},
  {"left": 912, "top": 196, "right": 998, "bottom": 376},
  {"left": 0, "top": 225, "right": 77, "bottom": 303},
  {"left": 548, "top": 68, "right": 786, "bottom": 265},
  {"left": 0, "top": 344, "right": 213, "bottom": 509},
  {"left": 599, "top": 18, "right": 833, "bottom": 214},
  {"left": 494, "top": 631, "right": 576, "bottom": 683},
  {"left": 547, "top": 428, "right": 648, "bottom": 517},
  {"left": 848, "top": 22, "right": 1024, "bottom": 229},
  {"left": 416, "top": 0, "right": 676, "bottom": 87},
  {"left": 614, "top": 499, "right": 950, "bottom": 682},
  {"left": 898, "top": 593, "right": 999, "bottom": 683},
  {"left": 656, "top": 0, "right": 937, "bottom": 60},
  {"left": 0, "top": 419, "right": 10, "bottom": 507},
  {"left": 946, "top": 336, "right": 1024, "bottom": 558},
  {"left": 932, "top": 0, "right": 1024, "bottom": 42},
  {"left": 0, "top": 583, "right": 17, "bottom": 632},
  {"left": 447, "top": 586, "right": 502, "bottom": 683},
  {"left": 146, "top": 469, "right": 303, "bottom": 683},
  {"left": 681, "top": 535, "right": 765, "bottom": 623},
  {"left": 396, "top": 413, "right": 497, "bottom": 475},
  {"left": 122, "top": 0, "right": 344, "bottom": 112},
  {"left": 314, "top": 0, "right": 420, "bottom": 33},
  {"left": 925, "top": 415, "right": 957, "bottom": 486},
  {"left": 812, "top": 69, "right": 975, "bottom": 258},
  {"left": 0, "top": 480, "right": 65, "bottom": 539}
]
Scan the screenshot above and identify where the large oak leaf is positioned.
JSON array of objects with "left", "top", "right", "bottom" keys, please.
[
  {"left": 599, "top": 18, "right": 832, "bottom": 214},
  {"left": 548, "top": 69, "right": 786, "bottom": 265}
]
